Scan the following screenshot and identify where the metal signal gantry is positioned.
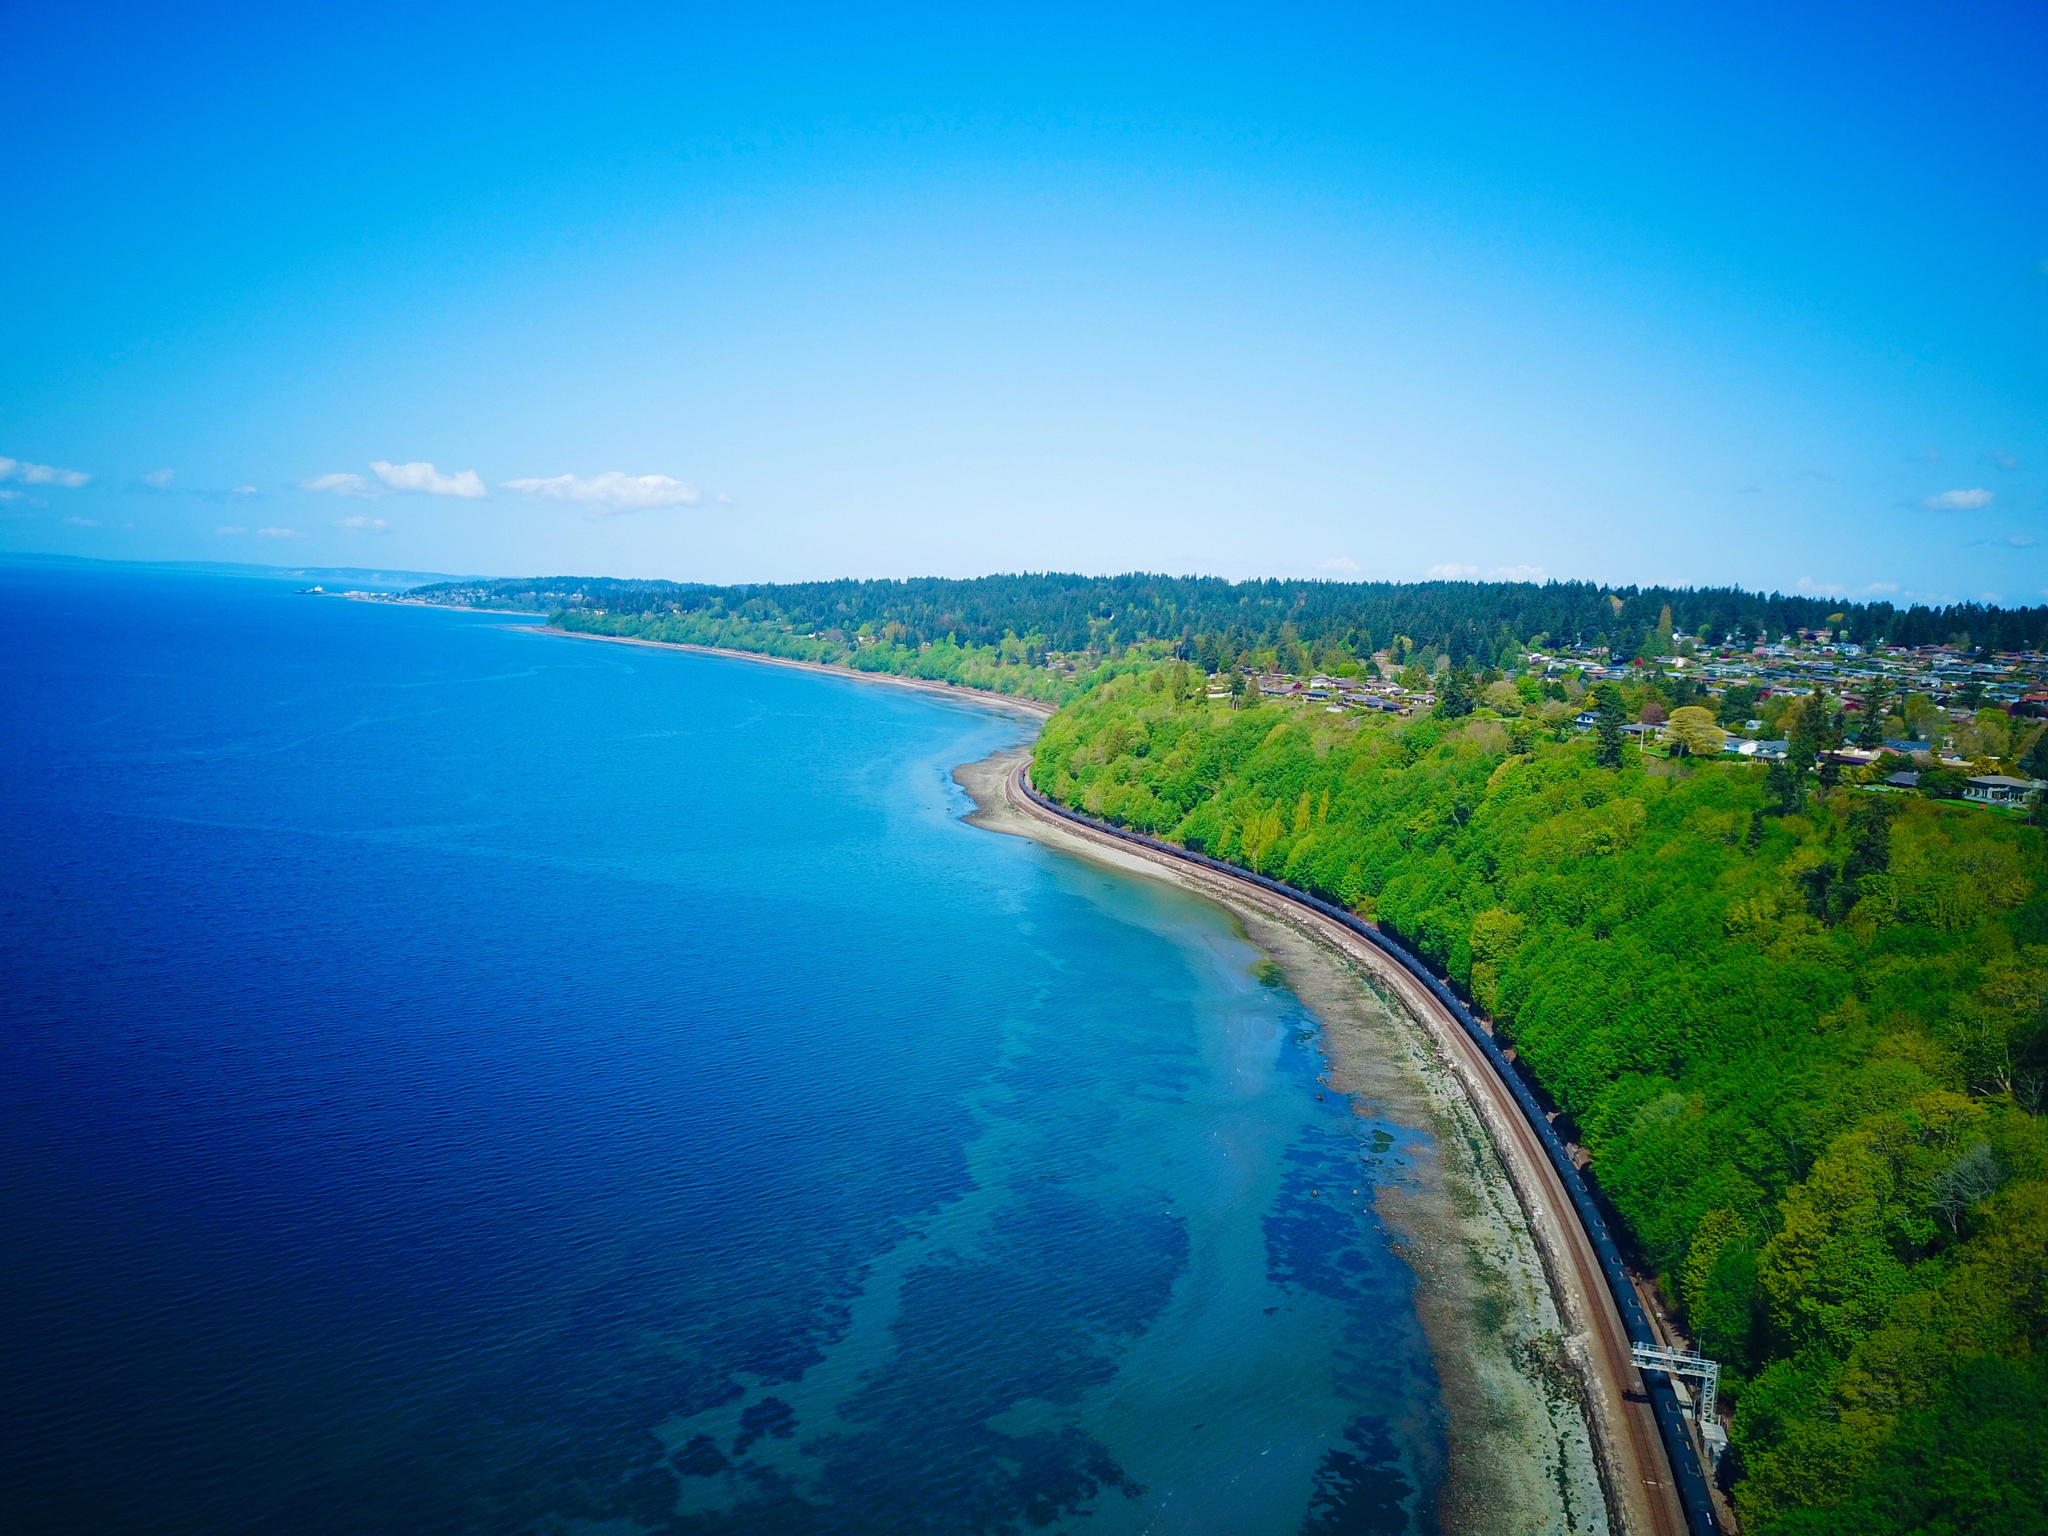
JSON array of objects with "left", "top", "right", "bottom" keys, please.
[{"left": 1632, "top": 1344, "right": 1726, "bottom": 1465}]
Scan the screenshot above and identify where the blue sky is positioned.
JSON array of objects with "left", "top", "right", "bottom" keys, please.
[{"left": 4, "top": 2, "right": 2044, "bottom": 599}]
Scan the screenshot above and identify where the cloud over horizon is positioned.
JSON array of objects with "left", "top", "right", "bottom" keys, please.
[
  {"left": 502, "top": 471, "right": 701, "bottom": 513},
  {"left": 137, "top": 470, "right": 266, "bottom": 503},
  {"left": 302, "top": 462, "right": 487, "bottom": 499},
  {"left": 371, "top": 460, "right": 486, "bottom": 498},
  {"left": 1, "top": 455, "right": 91, "bottom": 488},
  {"left": 1923, "top": 487, "right": 1994, "bottom": 511},
  {"left": 1794, "top": 575, "right": 1903, "bottom": 598},
  {"left": 303, "top": 472, "right": 376, "bottom": 497}
]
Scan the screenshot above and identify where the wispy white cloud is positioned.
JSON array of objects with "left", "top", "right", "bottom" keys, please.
[
  {"left": 2002, "top": 533, "right": 2037, "bottom": 547},
  {"left": 1424, "top": 562, "right": 1479, "bottom": 580},
  {"left": 372, "top": 460, "right": 486, "bottom": 498},
  {"left": 1991, "top": 450, "right": 2019, "bottom": 472},
  {"left": 1922, "top": 487, "right": 1994, "bottom": 511},
  {"left": 135, "top": 469, "right": 265, "bottom": 503},
  {"left": 216, "top": 525, "right": 248, "bottom": 536},
  {"left": 503, "top": 471, "right": 701, "bottom": 513},
  {"left": 335, "top": 515, "right": 388, "bottom": 531},
  {"left": 64, "top": 516, "right": 101, "bottom": 528},
  {"left": 303, "top": 472, "right": 377, "bottom": 497},
  {"left": 256, "top": 526, "right": 301, "bottom": 538},
  {"left": 0, "top": 455, "right": 91, "bottom": 488},
  {"left": 1319, "top": 556, "right": 1360, "bottom": 575},
  {"left": 1795, "top": 576, "right": 1902, "bottom": 598}
]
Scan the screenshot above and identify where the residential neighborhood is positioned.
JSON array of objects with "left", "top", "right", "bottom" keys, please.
[{"left": 1205, "top": 620, "right": 2048, "bottom": 812}]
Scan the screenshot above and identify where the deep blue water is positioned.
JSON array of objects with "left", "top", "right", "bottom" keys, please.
[{"left": 1, "top": 562, "right": 1444, "bottom": 1535}]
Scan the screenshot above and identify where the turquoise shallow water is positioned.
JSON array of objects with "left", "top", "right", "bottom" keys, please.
[{"left": 0, "top": 562, "right": 1445, "bottom": 1534}]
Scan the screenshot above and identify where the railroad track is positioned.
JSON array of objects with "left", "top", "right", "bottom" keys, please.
[{"left": 1006, "top": 762, "right": 1713, "bottom": 1536}]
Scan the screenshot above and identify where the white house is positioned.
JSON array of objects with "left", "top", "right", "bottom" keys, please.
[{"left": 1724, "top": 738, "right": 1789, "bottom": 760}]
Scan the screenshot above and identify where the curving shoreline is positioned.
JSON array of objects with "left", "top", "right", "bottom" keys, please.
[
  {"left": 512, "top": 624, "right": 1692, "bottom": 1533},
  {"left": 510, "top": 621, "right": 1061, "bottom": 722},
  {"left": 960, "top": 748, "right": 1705, "bottom": 1536}
]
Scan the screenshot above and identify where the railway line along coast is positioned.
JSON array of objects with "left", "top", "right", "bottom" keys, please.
[
  {"left": 539, "top": 623, "right": 1720, "bottom": 1532},
  {"left": 1000, "top": 757, "right": 1721, "bottom": 1536}
]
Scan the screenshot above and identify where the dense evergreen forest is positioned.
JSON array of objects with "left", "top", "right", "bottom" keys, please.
[
  {"left": 412, "top": 572, "right": 2048, "bottom": 662},
  {"left": 1032, "top": 669, "right": 2048, "bottom": 1535}
]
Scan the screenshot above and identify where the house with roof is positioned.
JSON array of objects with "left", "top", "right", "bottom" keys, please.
[
  {"left": 1723, "top": 738, "right": 1790, "bottom": 760},
  {"left": 1964, "top": 775, "right": 2044, "bottom": 808}
]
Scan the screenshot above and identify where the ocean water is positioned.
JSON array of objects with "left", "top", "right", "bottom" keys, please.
[{"left": 0, "top": 562, "right": 1445, "bottom": 1535}]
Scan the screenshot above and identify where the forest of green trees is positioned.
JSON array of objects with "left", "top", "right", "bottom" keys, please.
[
  {"left": 1031, "top": 667, "right": 2048, "bottom": 1535},
  {"left": 547, "top": 607, "right": 1092, "bottom": 703},
  {"left": 412, "top": 571, "right": 2048, "bottom": 665}
]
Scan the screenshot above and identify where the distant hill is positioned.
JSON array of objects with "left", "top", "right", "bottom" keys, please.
[
  {"left": 407, "top": 571, "right": 2048, "bottom": 661},
  {"left": 3, "top": 552, "right": 476, "bottom": 589}
]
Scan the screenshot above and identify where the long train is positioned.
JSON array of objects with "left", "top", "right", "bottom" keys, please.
[{"left": 1016, "top": 770, "right": 1722, "bottom": 1536}]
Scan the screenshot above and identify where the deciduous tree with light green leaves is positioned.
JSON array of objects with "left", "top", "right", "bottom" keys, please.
[{"left": 1665, "top": 704, "right": 1727, "bottom": 758}]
